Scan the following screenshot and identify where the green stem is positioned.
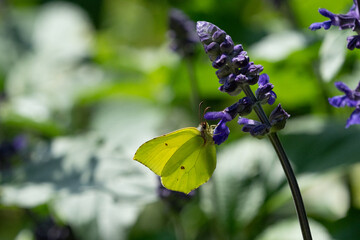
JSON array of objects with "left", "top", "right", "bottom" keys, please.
[
  {"left": 185, "top": 57, "right": 200, "bottom": 112},
  {"left": 242, "top": 85, "right": 313, "bottom": 240},
  {"left": 170, "top": 210, "right": 185, "bottom": 240}
]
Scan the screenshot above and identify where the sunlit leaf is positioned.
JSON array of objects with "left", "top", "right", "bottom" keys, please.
[
  {"left": 200, "top": 138, "right": 284, "bottom": 236},
  {"left": 33, "top": 2, "right": 93, "bottom": 62},
  {"left": 0, "top": 99, "right": 164, "bottom": 240},
  {"left": 249, "top": 31, "right": 307, "bottom": 62},
  {"left": 319, "top": 30, "right": 346, "bottom": 82},
  {"left": 301, "top": 172, "right": 349, "bottom": 220},
  {"left": 1, "top": 183, "right": 55, "bottom": 208},
  {"left": 255, "top": 218, "right": 332, "bottom": 240}
]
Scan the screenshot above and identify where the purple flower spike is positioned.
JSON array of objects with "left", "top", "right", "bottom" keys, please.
[
  {"left": 309, "top": 21, "right": 332, "bottom": 31},
  {"left": 204, "top": 111, "right": 232, "bottom": 122},
  {"left": 12, "top": 135, "right": 27, "bottom": 151},
  {"left": 204, "top": 98, "right": 256, "bottom": 144},
  {"left": 237, "top": 97, "right": 253, "bottom": 116},
  {"left": 238, "top": 118, "right": 269, "bottom": 138},
  {"left": 237, "top": 104, "right": 290, "bottom": 136},
  {"left": 238, "top": 118, "right": 261, "bottom": 130},
  {"left": 335, "top": 81, "right": 354, "bottom": 95},
  {"left": 269, "top": 104, "right": 290, "bottom": 131},
  {"left": 318, "top": 9, "right": 336, "bottom": 25},
  {"left": 329, "top": 80, "right": 360, "bottom": 128},
  {"left": 334, "top": 81, "right": 360, "bottom": 101},
  {"left": 269, "top": 104, "right": 290, "bottom": 123},
  {"left": 168, "top": 9, "right": 198, "bottom": 58},
  {"left": 258, "top": 73, "right": 270, "bottom": 85},
  {"left": 205, "top": 98, "right": 254, "bottom": 123},
  {"left": 197, "top": 20, "right": 288, "bottom": 142},
  {"left": 347, "top": 35, "right": 360, "bottom": 50},
  {"left": 329, "top": 81, "right": 360, "bottom": 108},
  {"left": 213, "top": 120, "right": 230, "bottom": 145},
  {"left": 196, "top": 21, "right": 263, "bottom": 95},
  {"left": 328, "top": 95, "right": 350, "bottom": 108},
  {"left": 204, "top": 107, "right": 234, "bottom": 145},
  {"left": 309, "top": 1, "right": 360, "bottom": 50},
  {"left": 255, "top": 74, "right": 277, "bottom": 105},
  {"left": 346, "top": 107, "right": 360, "bottom": 128}
]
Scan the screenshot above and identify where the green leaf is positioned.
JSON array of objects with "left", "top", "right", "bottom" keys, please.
[
  {"left": 1, "top": 183, "right": 55, "bottom": 208},
  {"left": 200, "top": 138, "right": 283, "bottom": 237},
  {"left": 255, "top": 218, "right": 332, "bottom": 240},
  {"left": 265, "top": 171, "right": 349, "bottom": 221},
  {"left": 249, "top": 31, "right": 307, "bottom": 62},
  {"left": 328, "top": 208, "right": 360, "bottom": 240},
  {"left": 300, "top": 172, "right": 349, "bottom": 220},
  {"left": 14, "top": 229, "right": 34, "bottom": 240},
  {"left": 319, "top": 30, "right": 347, "bottom": 82},
  {"left": 1, "top": 99, "right": 164, "bottom": 240},
  {"left": 282, "top": 116, "right": 360, "bottom": 172}
]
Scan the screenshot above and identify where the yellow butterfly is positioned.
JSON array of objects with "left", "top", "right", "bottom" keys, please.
[{"left": 133, "top": 121, "right": 216, "bottom": 194}]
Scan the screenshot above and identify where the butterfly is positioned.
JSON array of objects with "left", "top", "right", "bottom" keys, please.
[{"left": 133, "top": 121, "right": 216, "bottom": 194}]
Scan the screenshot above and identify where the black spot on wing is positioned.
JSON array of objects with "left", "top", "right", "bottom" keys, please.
[
  {"left": 165, "top": 143, "right": 168, "bottom": 146},
  {"left": 181, "top": 166, "right": 185, "bottom": 170}
]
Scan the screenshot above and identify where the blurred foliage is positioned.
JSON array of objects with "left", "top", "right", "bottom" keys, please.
[{"left": 0, "top": 0, "right": 359, "bottom": 239}]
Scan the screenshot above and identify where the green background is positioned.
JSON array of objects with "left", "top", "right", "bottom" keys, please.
[{"left": 0, "top": 0, "right": 359, "bottom": 239}]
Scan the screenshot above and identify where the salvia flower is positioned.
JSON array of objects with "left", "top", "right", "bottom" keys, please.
[
  {"left": 238, "top": 104, "right": 290, "bottom": 137},
  {"left": 197, "top": 21, "right": 309, "bottom": 239},
  {"left": 204, "top": 103, "right": 237, "bottom": 145},
  {"left": 34, "top": 217, "right": 75, "bottom": 240},
  {"left": 238, "top": 118, "right": 269, "bottom": 138},
  {"left": 269, "top": 104, "right": 291, "bottom": 131},
  {"left": 347, "top": 34, "right": 360, "bottom": 50},
  {"left": 329, "top": 81, "right": 360, "bottom": 128},
  {"left": 168, "top": 8, "right": 199, "bottom": 58},
  {"left": 204, "top": 97, "right": 253, "bottom": 144},
  {"left": 256, "top": 73, "right": 277, "bottom": 105},
  {"left": 309, "top": 0, "right": 360, "bottom": 50},
  {"left": 0, "top": 135, "right": 27, "bottom": 171},
  {"left": 197, "top": 21, "right": 263, "bottom": 96},
  {"left": 197, "top": 21, "right": 289, "bottom": 143},
  {"left": 212, "top": 120, "right": 231, "bottom": 145}
]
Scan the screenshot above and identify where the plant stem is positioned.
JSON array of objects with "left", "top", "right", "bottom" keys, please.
[
  {"left": 170, "top": 210, "right": 185, "bottom": 240},
  {"left": 242, "top": 85, "right": 313, "bottom": 240},
  {"left": 267, "top": 133, "right": 312, "bottom": 240},
  {"left": 185, "top": 57, "right": 200, "bottom": 112}
]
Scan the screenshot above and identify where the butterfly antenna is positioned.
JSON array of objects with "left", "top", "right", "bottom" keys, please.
[
  {"left": 201, "top": 106, "right": 210, "bottom": 122},
  {"left": 203, "top": 106, "right": 211, "bottom": 115}
]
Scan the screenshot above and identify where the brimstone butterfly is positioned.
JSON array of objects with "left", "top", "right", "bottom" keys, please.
[{"left": 133, "top": 121, "right": 216, "bottom": 194}]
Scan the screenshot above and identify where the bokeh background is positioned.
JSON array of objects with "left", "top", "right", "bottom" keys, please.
[{"left": 1, "top": 0, "right": 360, "bottom": 239}]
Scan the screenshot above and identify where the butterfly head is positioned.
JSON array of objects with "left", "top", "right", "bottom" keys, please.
[
  {"left": 200, "top": 121, "right": 207, "bottom": 130},
  {"left": 197, "top": 102, "right": 215, "bottom": 143},
  {"left": 198, "top": 121, "right": 214, "bottom": 145}
]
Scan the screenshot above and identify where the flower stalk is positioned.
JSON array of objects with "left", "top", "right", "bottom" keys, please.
[
  {"left": 196, "top": 21, "right": 313, "bottom": 240},
  {"left": 185, "top": 57, "right": 200, "bottom": 111},
  {"left": 267, "top": 133, "right": 312, "bottom": 240},
  {"left": 168, "top": 9, "right": 201, "bottom": 111},
  {"left": 244, "top": 81, "right": 312, "bottom": 240}
]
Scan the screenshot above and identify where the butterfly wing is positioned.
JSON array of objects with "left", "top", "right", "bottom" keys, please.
[
  {"left": 133, "top": 127, "right": 201, "bottom": 176},
  {"left": 134, "top": 127, "right": 216, "bottom": 194},
  {"left": 161, "top": 137, "right": 216, "bottom": 194}
]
